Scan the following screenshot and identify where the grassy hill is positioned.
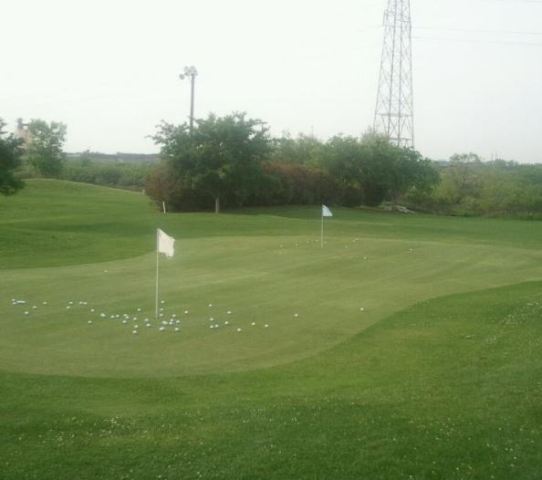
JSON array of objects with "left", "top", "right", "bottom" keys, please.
[{"left": 1, "top": 179, "right": 542, "bottom": 479}]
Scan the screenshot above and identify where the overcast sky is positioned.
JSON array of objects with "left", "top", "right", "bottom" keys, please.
[{"left": 2, "top": 0, "right": 541, "bottom": 162}]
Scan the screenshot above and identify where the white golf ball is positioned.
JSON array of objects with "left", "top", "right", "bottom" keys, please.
[
  {"left": 132, "top": 330, "right": 138, "bottom": 335},
  {"left": 88, "top": 320, "right": 93, "bottom": 324},
  {"left": 237, "top": 328, "right": 242, "bottom": 332},
  {"left": 251, "top": 322, "right": 256, "bottom": 326},
  {"left": 265, "top": 324, "right": 269, "bottom": 328}
]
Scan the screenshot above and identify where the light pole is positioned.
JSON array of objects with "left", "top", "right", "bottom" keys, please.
[{"left": 179, "top": 66, "right": 198, "bottom": 133}]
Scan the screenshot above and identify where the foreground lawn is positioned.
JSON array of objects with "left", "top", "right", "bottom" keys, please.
[{"left": 1, "top": 180, "right": 542, "bottom": 478}]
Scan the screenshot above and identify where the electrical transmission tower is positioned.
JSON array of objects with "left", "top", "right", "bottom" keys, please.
[{"left": 374, "top": 0, "right": 414, "bottom": 148}]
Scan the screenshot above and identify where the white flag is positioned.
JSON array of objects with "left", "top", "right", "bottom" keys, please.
[
  {"left": 157, "top": 229, "right": 175, "bottom": 257},
  {"left": 322, "top": 205, "right": 333, "bottom": 217}
]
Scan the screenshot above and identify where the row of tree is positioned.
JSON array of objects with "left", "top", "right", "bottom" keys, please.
[
  {"left": 3, "top": 113, "right": 542, "bottom": 219},
  {"left": 0, "top": 118, "right": 154, "bottom": 193},
  {"left": 146, "top": 113, "right": 438, "bottom": 212},
  {"left": 407, "top": 154, "right": 542, "bottom": 217}
]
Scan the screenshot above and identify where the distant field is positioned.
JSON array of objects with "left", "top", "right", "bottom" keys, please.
[{"left": 1, "top": 179, "right": 542, "bottom": 479}]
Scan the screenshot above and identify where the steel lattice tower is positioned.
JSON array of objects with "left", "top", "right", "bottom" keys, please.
[{"left": 374, "top": 0, "right": 414, "bottom": 148}]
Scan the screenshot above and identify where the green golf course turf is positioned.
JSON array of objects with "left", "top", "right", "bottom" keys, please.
[{"left": 1, "top": 179, "right": 542, "bottom": 479}]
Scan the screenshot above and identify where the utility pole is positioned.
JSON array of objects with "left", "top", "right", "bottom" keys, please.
[
  {"left": 179, "top": 66, "right": 198, "bottom": 133},
  {"left": 374, "top": 0, "right": 414, "bottom": 148}
]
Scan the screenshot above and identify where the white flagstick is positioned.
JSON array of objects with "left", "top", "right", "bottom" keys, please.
[
  {"left": 155, "top": 229, "right": 160, "bottom": 322},
  {"left": 321, "top": 206, "right": 324, "bottom": 249}
]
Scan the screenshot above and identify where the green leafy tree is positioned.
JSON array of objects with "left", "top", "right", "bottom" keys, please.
[
  {"left": 322, "top": 132, "right": 438, "bottom": 207},
  {"left": 25, "top": 119, "right": 67, "bottom": 177},
  {"left": 0, "top": 119, "right": 24, "bottom": 195},
  {"left": 152, "top": 113, "right": 271, "bottom": 212}
]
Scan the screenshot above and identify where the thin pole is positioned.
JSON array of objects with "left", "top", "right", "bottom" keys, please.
[
  {"left": 155, "top": 229, "right": 160, "bottom": 321},
  {"left": 321, "top": 207, "right": 324, "bottom": 249}
]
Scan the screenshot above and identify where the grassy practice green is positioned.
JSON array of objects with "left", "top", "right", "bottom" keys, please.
[{"left": 1, "top": 179, "right": 542, "bottom": 479}]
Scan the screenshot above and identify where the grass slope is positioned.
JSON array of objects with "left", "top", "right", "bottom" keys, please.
[{"left": 1, "top": 180, "right": 542, "bottom": 478}]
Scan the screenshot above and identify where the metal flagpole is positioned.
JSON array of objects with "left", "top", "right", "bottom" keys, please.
[
  {"left": 321, "top": 206, "right": 324, "bottom": 249},
  {"left": 155, "top": 229, "right": 160, "bottom": 321}
]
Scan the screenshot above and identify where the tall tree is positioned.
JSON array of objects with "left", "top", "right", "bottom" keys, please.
[
  {"left": 0, "top": 119, "right": 24, "bottom": 195},
  {"left": 25, "top": 119, "right": 67, "bottom": 177},
  {"left": 153, "top": 113, "right": 270, "bottom": 213}
]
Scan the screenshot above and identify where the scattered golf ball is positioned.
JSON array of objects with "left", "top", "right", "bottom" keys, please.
[
  {"left": 294, "top": 313, "right": 299, "bottom": 318},
  {"left": 208, "top": 304, "right": 213, "bottom": 307},
  {"left": 251, "top": 322, "right": 256, "bottom": 326},
  {"left": 237, "top": 328, "right": 242, "bottom": 332},
  {"left": 90, "top": 308, "right": 95, "bottom": 313},
  {"left": 159, "top": 327, "right": 165, "bottom": 332},
  {"left": 160, "top": 300, "right": 165, "bottom": 304},
  {"left": 88, "top": 320, "right": 93, "bottom": 324},
  {"left": 32, "top": 305, "right": 37, "bottom": 309},
  {"left": 24, "top": 311, "right": 29, "bottom": 315},
  {"left": 122, "top": 320, "right": 127, "bottom": 324},
  {"left": 184, "top": 310, "right": 189, "bottom": 315},
  {"left": 42, "top": 301, "right": 48, "bottom": 305},
  {"left": 137, "top": 308, "right": 142, "bottom": 312},
  {"left": 265, "top": 324, "right": 269, "bottom": 328},
  {"left": 360, "top": 307, "right": 365, "bottom": 312},
  {"left": 132, "top": 330, "right": 138, "bottom": 335},
  {"left": 224, "top": 321, "right": 229, "bottom": 325},
  {"left": 66, "top": 306, "right": 71, "bottom": 310},
  {"left": 174, "top": 327, "right": 180, "bottom": 332}
]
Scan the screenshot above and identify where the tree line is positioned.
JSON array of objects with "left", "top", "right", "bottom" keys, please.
[
  {"left": 3, "top": 114, "right": 542, "bottom": 219},
  {"left": 146, "top": 113, "right": 437, "bottom": 213}
]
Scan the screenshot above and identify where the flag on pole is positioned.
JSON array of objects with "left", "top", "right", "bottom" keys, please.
[
  {"left": 157, "top": 229, "right": 175, "bottom": 257},
  {"left": 322, "top": 205, "right": 333, "bottom": 217}
]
